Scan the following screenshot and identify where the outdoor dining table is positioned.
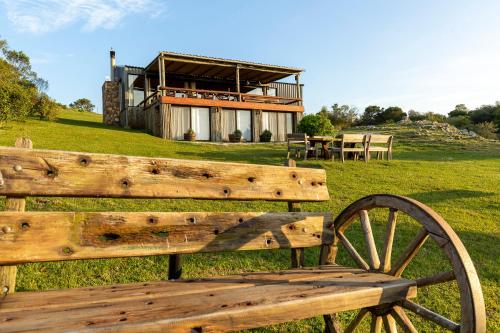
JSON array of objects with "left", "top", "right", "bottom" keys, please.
[{"left": 308, "top": 136, "right": 339, "bottom": 159}]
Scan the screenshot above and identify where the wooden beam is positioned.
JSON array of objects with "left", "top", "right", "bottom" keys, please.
[
  {"left": 0, "top": 211, "right": 334, "bottom": 264},
  {"left": 160, "top": 96, "right": 304, "bottom": 112},
  {"left": 0, "top": 146, "right": 322, "bottom": 200}
]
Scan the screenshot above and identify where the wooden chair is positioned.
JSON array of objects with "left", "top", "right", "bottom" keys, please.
[
  {"left": 330, "top": 134, "right": 368, "bottom": 162},
  {"left": 286, "top": 133, "right": 316, "bottom": 160},
  {"left": 366, "top": 134, "right": 394, "bottom": 161},
  {"left": 0, "top": 138, "right": 485, "bottom": 332}
]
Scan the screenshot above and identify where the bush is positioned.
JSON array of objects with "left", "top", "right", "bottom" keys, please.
[
  {"left": 447, "top": 116, "right": 471, "bottom": 129},
  {"left": 376, "top": 106, "right": 406, "bottom": 123},
  {"left": 297, "top": 114, "right": 335, "bottom": 136},
  {"left": 32, "top": 93, "right": 60, "bottom": 121},
  {"left": 425, "top": 112, "right": 447, "bottom": 123},
  {"left": 408, "top": 110, "right": 426, "bottom": 121},
  {"left": 233, "top": 129, "right": 242, "bottom": 141},
  {"left": 259, "top": 129, "right": 272, "bottom": 142},
  {"left": 471, "top": 122, "right": 498, "bottom": 140}
]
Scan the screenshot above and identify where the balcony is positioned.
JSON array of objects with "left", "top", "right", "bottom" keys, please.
[{"left": 139, "top": 86, "right": 304, "bottom": 113}]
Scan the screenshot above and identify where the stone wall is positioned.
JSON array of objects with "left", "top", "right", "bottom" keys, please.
[{"left": 102, "top": 81, "right": 120, "bottom": 126}]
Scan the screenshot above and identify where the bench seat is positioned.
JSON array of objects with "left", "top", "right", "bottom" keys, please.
[{"left": 0, "top": 265, "right": 416, "bottom": 333}]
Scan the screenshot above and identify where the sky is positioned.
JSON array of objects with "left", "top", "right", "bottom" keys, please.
[{"left": 1, "top": 0, "right": 499, "bottom": 115}]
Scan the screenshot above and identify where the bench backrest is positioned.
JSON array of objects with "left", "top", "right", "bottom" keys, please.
[
  {"left": 0, "top": 141, "right": 332, "bottom": 266},
  {"left": 368, "top": 134, "right": 393, "bottom": 145},
  {"left": 339, "top": 134, "right": 367, "bottom": 144}
]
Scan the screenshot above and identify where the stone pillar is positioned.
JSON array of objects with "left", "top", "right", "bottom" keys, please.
[{"left": 102, "top": 81, "right": 120, "bottom": 126}]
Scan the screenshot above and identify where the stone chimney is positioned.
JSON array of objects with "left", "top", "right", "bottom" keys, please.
[
  {"left": 110, "top": 49, "right": 116, "bottom": 81},
  {"left": 103, "top": 48, "right": 120, "bottom": 125}
]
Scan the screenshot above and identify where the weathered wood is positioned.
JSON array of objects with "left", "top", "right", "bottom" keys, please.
[
  {"left": 168, "top": 254, "right": 182, "bottom": 280},
  {"left": 0, "top": 211, "right": 334, "bottom": 264},
  {"left": 401, "top": 299, "right": 460, "bottom": 331},
  {"left": 416, "top": 271, "right": 455, "bottom": 288},
  {"left": 323, "top": 313, "right": 342, "bottom": 333},
  {"left": 0, "top": 267, "right": 416, "bottom": 333},
  {"left": 382, "top": 314, "right": 398, "bottom": 333},
  {"left": 0, "top": 146, "right": 328, "bottom": 201},
  {"left": 1, "top": 138, "right": 32, "bottom": 295},
  {"left": 334, "top": 194, "right": 486, "bottom": 332},
  {"left": 359, "top": 210, "right": 380, "bottom": 270},
  {"left": 390, "top": 306, "right": 417, "bottom": 333},
  {"left": 337, "top": 232, "right": 370, "bottom": 270},
  {"left": 370, "top": 315, "right": 383, "bottom": 333},
  {"left": 390, "top": 228, "right": 429, "bottom": 277},
  {"left": 380, "top": 208, "right": 398, "bottom": 272}
]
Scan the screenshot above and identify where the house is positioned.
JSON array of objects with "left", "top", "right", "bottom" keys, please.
[{"left": 102, "top": 50, "right": 305, "bottom": 142}]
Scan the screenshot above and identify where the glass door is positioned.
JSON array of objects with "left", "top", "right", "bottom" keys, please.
[
  {"left": 237, "top": 110, "right": 252, "bottom": 141},
  {"left": 191, "top": 107, "right": 210, "bottom": 140}
]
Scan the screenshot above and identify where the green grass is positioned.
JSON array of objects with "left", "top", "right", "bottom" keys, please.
[{"left": 0, "top": 110, "right": 499, "bottom": 332}]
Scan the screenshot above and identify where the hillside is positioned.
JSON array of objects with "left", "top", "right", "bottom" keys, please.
[{"left": 0, "top": 110, "right": 499, "bottom": 332}]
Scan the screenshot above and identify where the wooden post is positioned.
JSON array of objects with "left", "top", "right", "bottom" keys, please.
[
  {"left": 295, "top": 73, "right": 302, "bottom": 106},
  {"left": 168, "top": 254, "right": 182, "bottom": 280},
  {"left": 144, "top": 72, "right": 148, "bottom": 105},
  {"left": 235, "top": 65, "right": 241, "bottom": 101},
  {"left": 1, "top": 138, "right": 32, "bottom": 295},
  {"left": 284, "top": 159, "right": 304, "bottom": 268}
]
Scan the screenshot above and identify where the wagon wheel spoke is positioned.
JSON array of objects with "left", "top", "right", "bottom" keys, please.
[
  {"left": 323, "top": 313, "right": 342, "bottom": 333},
  {"left": 389, "top": 227, "right": 429, "bottom": 277},
  {"left": 359, "top": 210, "right": 380, "bottom": 270},
  {"left": 380, "top": 209, "right": 398, "bottom": 272},
  {"left": 370, "top": 314, "right": 383, "bottom": 333},
  {"left": 382, "top": 314, "right": 398, "bottom": 333},
  {"left": 401, "top": 299, "right": 460, "bottom": 331},
  {"left": 415, "top": 271, "right": 455, "bottom": 288},
  {"left": 390, "top": 306, "right": 418, "bottom": 333},
  {"left": 344, "top": 308, "right": 369, "bottom": 333},
  {"left": 337, "top": 231, "right": 370, "bottom": 270}
]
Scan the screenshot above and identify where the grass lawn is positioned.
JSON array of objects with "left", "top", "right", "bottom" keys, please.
[{"left": 0, "top": 110, "right": 499, "bottom": 332}]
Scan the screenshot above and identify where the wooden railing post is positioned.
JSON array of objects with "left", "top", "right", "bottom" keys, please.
[
  {"left": 284, "top": 159, "right": 304, "bottom": 268},
  {"left": 168, "top": 254, "right": 182, "bottom": 280},
  {"left": 1, "top": 138, "right": 32, "bottom": 295}
]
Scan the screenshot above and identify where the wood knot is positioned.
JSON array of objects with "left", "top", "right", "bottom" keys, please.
[
  {"left": 121, "top": 178, "right": 131, "bottom": 189},
  {"left": 147, "top": 216, "right": 158, "bottom": 225},
  {"left": 61, "top": 247, "right": 74, "bottom": 256},
  {"left": 78, "top": 156, "right": 91, "bottom": 167},
  {"left": 13, "top": 165, "right": 23, "bottom": 172}
]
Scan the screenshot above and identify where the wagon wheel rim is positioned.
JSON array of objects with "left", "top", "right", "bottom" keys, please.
[{"left": 332, "top": 194, "right": 485, "bottom": 333}]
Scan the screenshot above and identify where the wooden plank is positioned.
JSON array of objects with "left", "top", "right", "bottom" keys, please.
[
  {"left": 0, "top": 147, "right": 327, "bottom": 201},
  {"left": 0, "top": 269, "right": 416, "bottom": 333},
  {"left": 0, "top": 138, "right": 32, "bottom": 295},
  {"left": 160, "top": 95, "right": 305, "bottom": 112},
  {"left": 0, "top": 211, "right": 334, "bottom": 264},
  {"left": 0, "top": 266, "right": 363, "bottom": 313}
]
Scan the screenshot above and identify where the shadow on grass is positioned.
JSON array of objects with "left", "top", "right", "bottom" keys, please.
[
  {"left": 56, "top": 118, "right": 146, "bottom": 134},
  {"left": 409, "top": 190, "right": 496, "bottom": 204}
]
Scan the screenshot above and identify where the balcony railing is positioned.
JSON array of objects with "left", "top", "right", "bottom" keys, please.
[{"left": 138, "top": 86, "right": 301, "bottom": 108}]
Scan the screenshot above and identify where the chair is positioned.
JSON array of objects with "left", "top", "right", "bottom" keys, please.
[
  {"left": 330, "top": 134, "right": 368, "bottom": 162},
  {"left": 286, "top": 133, "right": 317, "bottom": 160},
  {"left": 366, "top": 134, "right": 393, "bottom": 161}
]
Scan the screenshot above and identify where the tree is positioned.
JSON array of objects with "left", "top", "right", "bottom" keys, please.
[
  {"left": 327, "top": 103, "right": 358, "bottom": 129},
  {"left": 449, "top": 104, "right": 469, "bottom": 118},
  {"left": 298, "top": 113, "right": 335, "bottom": 136},
  {"left": 69, "top": 98, "right": 95, "bottom": 112},
  {"left": 408, "top": 110, "right": 426, "bottom": 121},
  {"left": 376, "top": 106, "right": 406, "bottom": 123},
  {"left": 360, "top": 105, "right": 383, "bottom": 125}
]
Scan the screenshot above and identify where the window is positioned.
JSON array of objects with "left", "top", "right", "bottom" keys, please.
[
  {"left": 127, "top": 74, "right": 144, "bottom": 106},
  {"left": 262, "top": 112, "right": 294, "bottom": 142},
  {"left": 221, "top": 109, "right": 252, "bottom": 141},
  {"left": 171, "top": 106, "right": 210, "bottom": 140}
]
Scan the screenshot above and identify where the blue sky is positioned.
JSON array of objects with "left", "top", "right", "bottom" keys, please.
[{"left": 1, "top": 0, "right": 499, "bottom": 115}]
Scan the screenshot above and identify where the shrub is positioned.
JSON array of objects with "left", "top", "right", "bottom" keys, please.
[
  {"left": 297, "top": 114, "right": 335, "bottom": 136},
  {"left": 259, "top": 129, "right": 272, "bottom": 142},
  {"left": 32, "top": 93, "right": 60, "bottom": 121},
  {"left": 471, "top": 122, "right": 498, "bottom": 140},
  {"left": 408, "top": 110, "right": 426, "bottom": 121},
  {"left": 425, "top": 112, "right": 447, "bottom": 123},
  {"left": 447, "top": 116, "right": 471, "bottom": 129},
  {"left": 376, "top": 106, "right": 407, "bottom": 123},
  {"left": 233, "top": 129, "right": 242, "bottom": 140}
]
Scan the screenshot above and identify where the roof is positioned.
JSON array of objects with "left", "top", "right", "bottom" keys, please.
[{"left": 143, "top": 51, "right": 304, "bottom": 84}]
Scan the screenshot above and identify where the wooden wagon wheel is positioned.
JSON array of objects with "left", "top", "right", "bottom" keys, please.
[{"left": 326, "top": 194, "right": 485, "bottom": 333}]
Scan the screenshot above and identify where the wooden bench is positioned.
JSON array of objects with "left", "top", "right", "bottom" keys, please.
[
  {"left": 330, "top": 134, "right": 368, "bottom": 162},
  {"left": 0, "top": 138, "right": 485, "bottom": 332},
  {"left": 366, "top": 134, "right": 394, "bottom": 161}
]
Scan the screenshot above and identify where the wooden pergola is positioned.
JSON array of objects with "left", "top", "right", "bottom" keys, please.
[{"left": 141, "top": 51, "right": 304, "bottom": 104}]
